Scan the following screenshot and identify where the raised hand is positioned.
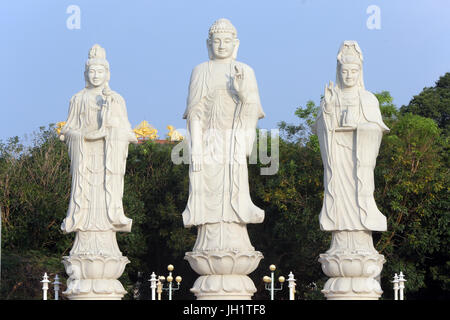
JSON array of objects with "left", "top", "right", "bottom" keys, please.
[
  {"left": 324, "top": 81, "right": 336, "bottom": 105},
  {"left": 233, "top": 65, "right": 246, "bottom": 101}
]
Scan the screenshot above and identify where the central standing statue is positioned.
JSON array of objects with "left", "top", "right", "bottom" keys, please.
[{"left": 183, "top": 18, "right": 265, "bottom": 300}]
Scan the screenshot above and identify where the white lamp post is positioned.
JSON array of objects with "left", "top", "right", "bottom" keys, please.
[
  {"left": 159, "top": 265, "right": 182, "bottom": 300},
  {"left": 263, "top": 265, "right": 285, "bottom": 300},
  {"left": 53, "top": 274, "right": 61, "bottom": 300},
  {"left": 41, "top": 273, "right": 50, "bottom": 300}
]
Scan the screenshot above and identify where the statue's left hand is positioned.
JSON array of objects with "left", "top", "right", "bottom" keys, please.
[{"left": 233, "top": 65, "right": 247, "bottom": 102}]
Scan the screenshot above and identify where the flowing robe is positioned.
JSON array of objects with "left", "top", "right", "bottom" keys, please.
[
  {"left": 60, "top": 88, "right": 134, "bottom": 233},
  {"left": 314, "top": 88, "right": 389, "bottom": 231},
  {"left": 182, "top": 60, "right": 265, "bottom": 228}
]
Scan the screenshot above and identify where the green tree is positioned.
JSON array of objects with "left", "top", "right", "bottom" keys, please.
[
  {"left": 0, "top": 126, "right": 72, "bottom": 298},
  {"left": 375, "top": 113, "right": 449, "bottom": 298},
  {"left": 401, "top": 73, "right": 450, "bottom": 134}
]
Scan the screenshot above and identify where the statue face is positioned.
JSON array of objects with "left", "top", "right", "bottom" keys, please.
[
  {"left": 210, "top": 32, "right": 236, "bottom": 60},
  {"left": 340, "top": 63, "right": 360, "bottom": 88},
  {"left": 87, "top": 65, "right": 108, "bottom": 87}
]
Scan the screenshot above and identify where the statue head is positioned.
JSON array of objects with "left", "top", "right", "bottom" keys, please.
[
  {"left": 207, "top": 18, "right": 240, "bottom": 61},
  {"left": 84, "top": 44, "right": 110, "bottom": 89},
  {"left": 336, "top": 41, "right": 364, "bottom": 90}
]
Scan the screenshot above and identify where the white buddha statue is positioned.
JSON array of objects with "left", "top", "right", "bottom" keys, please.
[
  {"left": 182, "top": 18, "right": 265, "bottom": 252},
  {"left": 183, "top": 19, "right": 264, "bottom": 299}
]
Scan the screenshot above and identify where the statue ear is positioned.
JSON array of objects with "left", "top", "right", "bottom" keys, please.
[
  {"left": 206, "top": 38, "right": 213, "bottom": 60},
  {"left": 232, "top": 39, "right": 240, "bottom": 60},
  {"left": 84, "top": 69, "right": 91, "bottom": 88}
]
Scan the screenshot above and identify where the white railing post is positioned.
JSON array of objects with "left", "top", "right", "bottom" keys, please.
[
  {"left": 287, "top": 271, "right": 296, "bottom": 300},
  {"left": 398, "top": 271, "right": 406, "bottom": 300},
  {"left": 149, "top": 272, "right": 157, "bottom": 301},
  {"left": 41, "top": 273, "right": 50, "bottom": 300},
  {"left": 392, "top": 273, "right": 399, "bottom": 300},
  {"left": 53, "top": 274, "right": 61, "bottom": 300}
]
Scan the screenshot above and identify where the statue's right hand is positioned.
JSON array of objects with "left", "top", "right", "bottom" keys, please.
[
  {"left": 324, "top": 81, "right": 335, "bottom": 107},
  {"left": 191, "top": 154, "right": 202, "bottom": 172}
]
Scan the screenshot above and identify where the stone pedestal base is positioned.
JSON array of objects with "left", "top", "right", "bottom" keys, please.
[
  {"left": 185, "top": 250, "right": 263, "bottom": 300},
  {"left": 319, "top": 231, "right": 385, "bottom": 300},
  {"left": 62, "top": 231, "right": 129, "bottom": 300}
]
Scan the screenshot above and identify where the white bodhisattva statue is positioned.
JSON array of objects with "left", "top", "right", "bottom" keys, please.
[
  {"left": 183, "top": 18, "right": 265, "bottom": 300},
  {"left": 315, "top": 41, "right": 389, "bottom": 300},
  {"left": 60, "top": 44, "right": 137, "bottom": 300}
]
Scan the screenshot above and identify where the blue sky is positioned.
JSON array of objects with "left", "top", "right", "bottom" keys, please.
[{"left": 1, "top": 0, "right": 449, "bottom": 141}]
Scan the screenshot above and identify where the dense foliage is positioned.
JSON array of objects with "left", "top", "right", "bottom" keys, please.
[{"left": 0, "top": 74, "right": 448, "bottom": 300}]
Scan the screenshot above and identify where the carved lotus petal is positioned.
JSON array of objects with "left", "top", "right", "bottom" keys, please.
[
  {"left": 319, "top": 255, "right": 341, "bottom": 278},
  {"left": 362, "top": 257, "right": 384, "bottom": 278},
  {"left": 209, "top": 253, "right": 235, "bottom": 274},
  {"left": 185, "top": 253, "right": 213, "bottom": 275},
  {"left": 222, "top": 275, "right": 244, "bottom": 292},
  {"left": 81, "top": 258, "right": 105, "bottom": 279},
  {"left": 201, "top": 275, "right": 222, "bottom": 292},
  {"left": 234, "top": 253, "right": 263, "bottom": 274},
  {"left": 340, "top": 257, "right": 363, "bottom": 277}
]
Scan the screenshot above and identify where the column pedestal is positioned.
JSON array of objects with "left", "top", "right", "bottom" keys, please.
[
  {"left": 318, "top": 231, "right": 385, "bottom": 300},
  {"left": 62, "top": 231, "right": 129, "bottom": 300},
  {"left": 185, "top": 223, "right": 263, "bottom": 300},
  {"left": 185, "top": 250, "right": 263, "bottom": 300}
]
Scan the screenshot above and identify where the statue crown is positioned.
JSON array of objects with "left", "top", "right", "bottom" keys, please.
[
  {"left": 86, "top": 44, "right": 109, "bottom": 69},
  {"left": 88, "top": 44, "right": 106, "bottom": 60},
  {"left": 337, "top": 41, "right": 363, "bottom": 65}
]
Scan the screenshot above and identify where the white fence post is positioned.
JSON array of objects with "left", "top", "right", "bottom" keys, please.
[
  {"left": 41, "top": 273, "right": 50, "bottom": 300},
  {"left": 392, "top": 273, "right": 399, "bottom": 300},
  {"left": 398, "top": 271, "right": 406, "bottom": 300},
  {"left": 53, "top": 274, "right": 61, "bottom": 300},
  {"left": 287, "top": 271, "right": 296, "bottom": 300},
  {"left": 149, "top": 272, "right": 157, "bottom": 301}
]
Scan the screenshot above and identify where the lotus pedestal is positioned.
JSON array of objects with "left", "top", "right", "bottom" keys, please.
[
  {"left": 185, "top": 250, "right": 263, "bottom": 300},
  {"left": 319, "top": 231, "right": 385, "bottom": 300},
  {"left": 62, "top": 231, "right": 129, "bottom": 300}
]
